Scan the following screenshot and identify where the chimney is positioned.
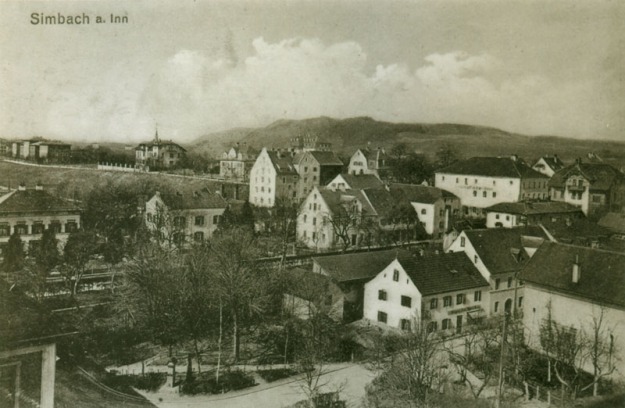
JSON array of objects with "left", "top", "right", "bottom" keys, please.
[
  {"left": 35, "top": 182, "right": 43, "bottom": 191},
  {"left": 18, "top": 182, "right": 26, "bottom": 191},
  {"left": 572, "top": 254, "right": 581, "bottom": 283}
]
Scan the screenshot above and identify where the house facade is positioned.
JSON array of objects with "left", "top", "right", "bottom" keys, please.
[
  {"left": 521, "top": 242, "right": 625, "bottom": 382},
  {"left": 293, "top": 151, "right": 343, "bottom": 200},
  {"left": 532, "top": 155, "right": 565, "bottom": 178},
  {"left": 249, "top": 148, "right": 299, "bottom": 207},
  {"left": 485, "top": 201, "right": 584, "bottom": 229},
  {"left": 363, "top": 252, "right": 490, "bottom": 333},
  {"left": 11, "top": 139, "right": 71, "bottom": 162},
  {"left": 549, "top": 160, "right": 625, "bottom": 216},
  {"left": 446, "top": 227, "right": 547, "bottom": 316},
  {"left": 0, "top": 185, "right": 81, "bottom": 255},
  {"left": 144, "top": 189, "right": 226, "bottom": 244},
  {"left": 348, "top": 148, "right": 388, "bottom": 177},
  {"left": 219, "top": 143, "right": 257, "bottom": 181},
  {"left": 435, "top": 156, "right": 549, "bottom": 217},
  {"left": 135, "top": 130, "right": 186, "bottom": 170}
]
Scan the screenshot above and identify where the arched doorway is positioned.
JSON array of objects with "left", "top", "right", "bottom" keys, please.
[{"left": 504, "top": 298, "right": 513, "bottom": 314}]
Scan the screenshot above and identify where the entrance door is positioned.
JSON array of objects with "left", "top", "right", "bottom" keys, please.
[
  {"left": 456, "top": 315, "right": 463, "bottom": 334},
  {"left": 505, "top": 298, "right": 513, "bottom": 314}
]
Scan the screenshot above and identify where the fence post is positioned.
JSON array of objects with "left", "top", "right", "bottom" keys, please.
[
  {"left": 524, "top": 382, "right": 529, "bottom": 401},
  {"left": 547, "top": 390, "right": 551, "bottom": 405}
]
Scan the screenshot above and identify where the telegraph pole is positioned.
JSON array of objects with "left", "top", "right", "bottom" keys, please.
[{"left": 495, "top": 312, "right": 509, "bottom": 408}]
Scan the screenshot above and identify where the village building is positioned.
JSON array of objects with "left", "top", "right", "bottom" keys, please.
[
  {"left": 434, "top": 156, "right": 549, "bottom": 217},
  {"left": 363, "top": 251, "right": 490, "bottom": 333},
  {"left": 144, "top": 189, "right": 226, "bottom": 245},
  {"left": 219, "top": 143, "right": 258, "bottom": 181},
  {"left": 540, "top": 218, "right": 612, "bottom": 249},
  {"left": 532, "top": 154, "right": 565, "bottom": 177},
  {"left": 312, "top": 249, "right": 412, "bottom": 322},
  {"left": 0, "top": 184, "right": 81, "bottom": 255},
  {"left": 293, "top": 151, "right": 343, "bottom": 200},
  {"left": 521, "top": 242, "right": 625, "bottom": 383},
  {"left": 446, "top": 226, "right": 547, "bottom": 316},
  {"left": 11, "top": 139, "right": 71, "bottom": 162},
  {"left": 348, "top": 147, "right": 389, "bottom": 178},
  {"left": 135, "top": 130, "right": 186, "bottom": 171},
  {"left": 390, "top": 184, "right": 461, "bottom": 238},
  {"left": 327, "top": 173, "right": 385, "bottom": 192},
  {"left": 484, "top": 201, "right": 584, "bottom": 229},
  {"left": 249, "top": 148, "right": 299, "bottom": 207},
  {"left": 549, "top": 159, "right": 625, "bottom": 216},
  {"left": 283, "top": 267, "right": 345, "bottom": 321},
  {"left": 289, "top": 134, "right": 332, "bottom": 152}
]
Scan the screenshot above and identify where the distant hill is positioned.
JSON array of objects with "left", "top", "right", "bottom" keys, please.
[{"left": 190, "top": 116, "right": 625, "bottom": 167}]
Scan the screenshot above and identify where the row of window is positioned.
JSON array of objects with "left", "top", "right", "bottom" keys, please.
[
  {"left": 494, "top": 297, "right": 523, "bottom": 313},
  {"left": 429, "top": 291, "right": 481, "bottom": 309},
  {"left": 302, "top": 215, "right": 317, "bottom": 225},
  {"left": 494, "top": 277, "right": 523, "bottom": 290},
  {"left": 377, "top": 290, "right": 412, "bottom": 307},
  {"left": 0, "top": 221, "right": 77, "bottom": 236},
  {"left": 472, "top": 190, "right": 497, "bottom": 198},
  {"left": 146, "top": 214, "right": 220, "bottom": 226},
  {"left": 443, "top": 176, "right": 514, "bottom": 186}
]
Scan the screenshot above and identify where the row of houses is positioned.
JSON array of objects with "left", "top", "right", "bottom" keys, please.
[{"left": 284, "top": 227, "right": 625, "bottom": 382}]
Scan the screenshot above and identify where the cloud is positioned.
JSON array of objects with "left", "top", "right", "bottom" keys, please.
[{"left": 2, "top": 36, "right": 618, "bottom": 142}]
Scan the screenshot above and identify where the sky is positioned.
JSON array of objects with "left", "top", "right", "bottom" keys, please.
[{"left": 1, "top": 0, "right": 624, "bottom": 143}]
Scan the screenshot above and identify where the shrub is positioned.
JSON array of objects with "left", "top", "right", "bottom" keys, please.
[
  {"left": 257, "top": 368, "right": 299, "bottom": 382},
  {"left": 102, "top": 372, "right": 166, "bottom": 393},
  {"left": 181, "top": 370, "right": 256, "bottom": 395}
]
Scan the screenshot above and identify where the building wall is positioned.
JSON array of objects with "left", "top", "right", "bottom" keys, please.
[
  {"left": 0, "top": 211, "right": 80, "bottom": 255},
  {"left": 551, "top": 175, "right": 592, "bottom": 215},
  {"left": 297, "top": 188, "right": 335, "bottom": 249},
  {"left": 296, "top": 154, "right": 321, "bottom": 201},
  {"left": 423, "top": 285, "right": 490, "bottom": 335},
  {"left": 520, "top": 178, "right": 550, "bottom": 200},
  {"left": 249, "top": 149, "right": 278, "bottom": 207},
  {"left": 523, "top": 285, "right": 625, "bottom": 382},
  {"left": 434, "top": 173, "right": 521, "bottom": 212},
  {"left": 411, "top": 202, "right": 437, "bottom": 236},
  {"left": 486, "top": 212, "right": 519, "bottom": 228},
  {"left": 532, "top": 158, "right": 557, "bottom": 177},
  {"left": 363, "top": 260, "right": 422, "bottom": 329},
  {"left": 348, "top": 150, "right": 374, "bottom": 176}
]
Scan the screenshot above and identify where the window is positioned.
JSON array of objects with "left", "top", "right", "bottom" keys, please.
[
  {"left": 31, "top": 223, "right": 45, "bottom": 235},
  {"left": 443, "top": 296, "right": 452, "bottom": 307},
  {"left": 493, "top": 192, "right": 497, "bottom": 198},
  {"left": 312, "top": 217, "right": 317, "bottom": 226},
  {"left": 456, "top": 178, "right": 459, "bottom": 183},
  {"left": 473, "top": 191, "right": 477, "bottom": 197},
  {"left": 456, "top": 293, "right": 465, "bottom": 305},
  {"left": 519, "top": 280, "right": 524, "bottom": 286},
  {"left": 213, "top": 215, "right": 220, "bottom": 224},
  {"left": 393, "top": 270, "right": 399, "bottom": 281},
  {"left": 195, "top": 216, "right": 205, "bottom": 226},
  {"left": 0, "top": 224, "right": 10, "bottom": 236},
  {"left": 474, "top": 290, "right": 482, "bottom": 302},
  {"left": 401, "top": 296, "right": 412, "bottom": 308},
  {"left": 494, "top": 301, "right": 499, "bottom": 313},
  {"left": 421, "top": 209, "right": 426, "bottom": 215},
  {"left": 303, "top": 215, "right": 307, "bottom": 223},
  {"left": 495, "top": 278, "right": 500, "bottom": 290},
  {"left": 49, "top": 222, "right": 61, "bottom": 234},
  {"left": 464, "top": 178, "right": 468, "bottom": 185},
  {"left": 505, "top": 215, "right": 510, "bottom": 221},
  {"left": 518, "top": 296, "right": 524, "bottom": 308},
  {"left": 474, "top": 255, "right": 478, "bottom": 264},
  {"left": 430, "top": 298, "right": 438, "bottom": 309},
  {"left": 401, "top": 319, "right": 412, "bottom": 331},
  {"left": 378, "top": 290, "right": 387, "bottom": 301},
  {"left": 312, "top": 232, "right": 317, "bottom": 240},
  {"left": 427, "top": 321, "right": 437, "bottom": 333},
  {"left": 377, "top": 311, "right": 388, "bottom": 323},
  {"left": 507, "top": 277, "right": 513, "bottom": 288},
  {"left": 65, "top": 221, "right": 78, "bottom": 233},
  {"left": 442, "top": 318, "right": 451, "bottom": 330},
  {"left": 496, "top": 214, "right": 500, "bottom": 219},
  {"left": 147, "top": 213, "right": 153, "bottom": 222},
  {"left": 483, "top": 191, "right": 487, "bottom": 197},
  {"left": 325, "top": 295, "right": 333, "bottom": 306},
  {"left": 174, "top": 216, "right": 186, "bottom": 227},
  {"left": 460, "top": 237, "right": 465, "bottom": 247},
  {"left": 194, "top": 231, "right": 204, "bottom": 242}
]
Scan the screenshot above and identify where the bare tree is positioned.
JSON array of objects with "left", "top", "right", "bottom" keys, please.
[
  {"left": 581, "top": 307, "right": 618, "bottom": 397},
  {"left": 322, "top": 200, "right": 361, "bottom": 252}
]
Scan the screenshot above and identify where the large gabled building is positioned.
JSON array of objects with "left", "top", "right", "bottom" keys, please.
[
  {"left": 434, "top": 156, "right": 549, "bottom": 217},
  {"left": 348, "top": 147, "right": 389, "bottom": 178},
  {"left": 293, "top": 150, "right": 343, "bottom": 200},
  {"left": 484, "top": 201, "right": 584, "bottom": 229},
  {"left": 521, "top": 242, "right": 625, "bottom": 382},
  {"left": 249, "top": 148, "right": 299, "bottom": 207},
  {"left": 135, "top": 130, "right": 186, "bottom": 171},
  {"left": 532, "top": 155, "right": 565, "bottom": 178},
  {"left": 219, "top": 143, "right": 258, "bottom": 181}
]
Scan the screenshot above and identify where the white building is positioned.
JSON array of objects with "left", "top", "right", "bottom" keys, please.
[
  {"left": 484, "top": 201, "right": 584, "bottom": 229},
  {"left": 446, "top": 226, "right": 548, "bottom": 316},
  {"left": 327, "top": 173, "right": 385, "bottom": 192},
  {"left": 219, "top": 143, "right": 257, "bottom": 181},
  {"left": 348, "top": 148, "right": 388, "bottom": 177},
  {"left": 363, "top": 252, "right": 490, "bottom": 333},
  {"left": 249, "top": 148, "right": 299, "bottom": 208},
  {"left": 532, "top": 155, "right": 565, "bottom": 178},
  {"left": 521, "top": 242, "right": 625, "bottom": 383},
  {"left": 435, "top": 156, "right": 549, "bottom": 217}
]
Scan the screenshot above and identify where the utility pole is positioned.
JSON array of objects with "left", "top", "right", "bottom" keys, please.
[{"left": 496, "top": 313, "right": 509, "bottom": 408}]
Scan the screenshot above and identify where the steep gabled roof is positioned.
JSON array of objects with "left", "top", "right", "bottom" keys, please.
[
  {"left": 360, "top": 148, "right": 388, "bottom": 162},
  {"left": 549, "top": 162, "right": 624, "bottom": 192},
  {"left": 390, "top": 183, "right": 458, "bottom": 204},
  {"left": 485, "top": 201, "right": 583, "bottom": 216},
  {"left": 398, "top": 252, "right": 489, "bottom": 296},
  {"left": 313, "top": 249, "right": 412, "bottom": 283},
  {"left": 335, "top": 174, "right": 385, "bottom": 190},
  {"left": 317, "top": 188, "right": 375, "bottom": 217},
  {"left": 534, "top": 156, "right": 565, "bottom": 172},
  {"left": 463, "top": 226, "right": 548, "bottom": 274},
  {"left": 437, "top": 157, "right": 547, "bottom": 179},
  {"left": 540, "top": 218, "right": 611, "bottom": 243},
  {"left": 158, "top": 189, "right": 226, "bottom": 210},
  {"left": 520, "top": 242, "right": 625, "bottom": 309},
  {"left": 309, "top": 151, "right": 343, "bottom": 166},
  {"left": 0, "top": 190, "right": 81, "bottom": 215},
  {"left": 266, "top": 151, "right": 298, "bottom": 175}
]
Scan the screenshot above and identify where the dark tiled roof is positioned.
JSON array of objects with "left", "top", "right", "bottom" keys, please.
[
  {"left": 598, "top": 212, "right": 625, "bottom": 234},
  {"left": 313, "top": 249, "right": 412, "bottom": 283},
  {"left": 309, "top": 151, "right": 343, "bottom": 166},
  {"left": 520, "top": 242, "right": 625, "bottom": 309},
  {"left": 549, "top": 162, "right": 625, "bottom": 192},
  {"left": 463, "top": 227, "right": 548, "bottom": 274},
  {"left": 336, "top": 174, "right": 385, "bottom": 190},
  {"left": 534, "top": 156, "right": 565, "bottom": 172},
  {"left": 362, "top": 188, "right": 398, "bottom": 218},
  {"left": 0, "top": 190, "right": 81, "bottom": 215},
  {"left": 485, "top": 201, "right": 583, "bottom": 216},
  {"left": 159, "top": 189, "right": 226, "bottom": 210},
  {"left": 266, "top": 151, "right": 298, "bottom": 175},
  {"left": 136, "top": 141, "right": 187, "bottom": 151},
  {"left": 390, "top": 183, "right": 458, "bottom": 204},
  {"left": 541, "top": 218, "right": 611, "bottom": 243},
  {"left": 437, "top": 157, "right": 547, "bottom": 179},
  {"left": 318, "top": 188, "right": 375, "bottom": 217},
  {"left": 398, "top": 252, "right": 489, "bottom": 296},
  {"left": 360, "top": 148, "right": 389, "bottom": 162}
]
